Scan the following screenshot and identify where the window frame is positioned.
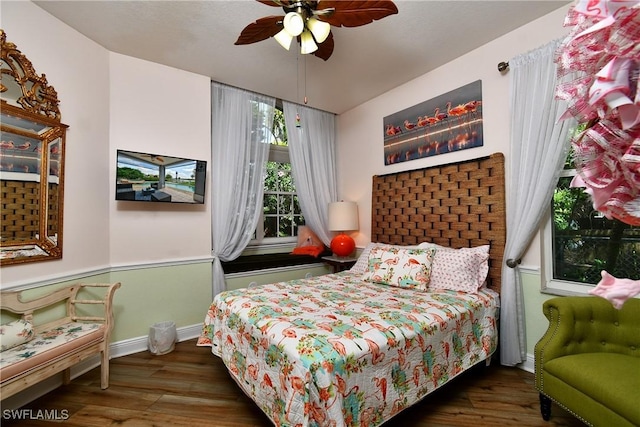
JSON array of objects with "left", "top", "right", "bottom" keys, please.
[
  {"left": 248, "top": 144, "right": 302, "bottom": 250},
  {"left": 542, "top": 167, "right": 639, "bottom": 296},
  {"left": 543, "top": 167, "right": 599, "bottom": 295},
  {"left": 542, "top": 221, "right": 596, "bottom": 296}
]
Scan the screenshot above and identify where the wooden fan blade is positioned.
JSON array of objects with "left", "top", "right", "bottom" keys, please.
[
  {"left": 316, "top": 1, "right": 398, "bottom": 27},
  {"left": 313, "top": 31, "right": 334, "bottom": 60},
  {"left": 235, "top": 16, "right": 283, "bottom": 45},
  {"left": 256, "top": 0, "right": 291, "bottom": 7}
]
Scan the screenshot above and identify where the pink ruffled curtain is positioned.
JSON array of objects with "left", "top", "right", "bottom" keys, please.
[{"left": 556, "top": 0, "right": 640, "bottom": 225}]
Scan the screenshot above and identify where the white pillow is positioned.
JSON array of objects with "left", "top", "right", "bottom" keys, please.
[
  {"left": 350, "top": 242, "right": 420, "bottom": 275},
  {"left": 362, "top": 246, "right": 436, "bottom": 291},
  {"left": 0, "top": 319, "right": 34, "bottom": 352},
  {"left": 419, "top": 243, "right": 490, "bottom": 292}
]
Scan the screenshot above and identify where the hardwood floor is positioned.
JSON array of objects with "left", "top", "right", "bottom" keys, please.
[{"left": 3, "top": 339, "right": 584, "bottom": 427}]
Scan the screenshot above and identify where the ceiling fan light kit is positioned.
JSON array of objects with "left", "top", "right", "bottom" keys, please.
[
  {"left": 274, "top": 28, "right": 294, "bottom": 49},
  {"left": 235, "top": 1, "right": 398, "bottom": 61},
  {"left": 306, "top": 17, "right": 330, "bottom": 43},
  {"left": 283, "top": 11, "right": 305, "bottom": 36},
  {"left": 300, "top": 30, "right": 318, "bottom": 54}
]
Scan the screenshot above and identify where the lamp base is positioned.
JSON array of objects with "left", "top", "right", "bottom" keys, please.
[{"left": 330, "top": 234, "right": 355, "bottom": 257}]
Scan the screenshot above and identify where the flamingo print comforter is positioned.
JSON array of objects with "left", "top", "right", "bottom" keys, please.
[{"left": 197, "top": 271, "right": 499, "bottom": 427}]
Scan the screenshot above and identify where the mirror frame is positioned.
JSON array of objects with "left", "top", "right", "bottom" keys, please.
[{"left": 1, "top": 30, "right": 67, "bottom": 266}]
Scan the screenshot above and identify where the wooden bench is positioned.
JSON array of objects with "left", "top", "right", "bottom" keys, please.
[{"left": 0, "top": 282, "right": 120, "bottom": 400}]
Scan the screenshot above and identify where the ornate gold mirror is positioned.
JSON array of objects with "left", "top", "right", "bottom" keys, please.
[{"left": 0, "top": 30, "right": 67, "bottom": 265}]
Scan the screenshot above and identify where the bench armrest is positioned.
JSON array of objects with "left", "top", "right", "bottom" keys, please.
[{"left": 70, "top": 283, "right": 121, "bottom": 332}]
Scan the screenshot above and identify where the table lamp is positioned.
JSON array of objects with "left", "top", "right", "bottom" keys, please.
[{"left": 328, "top": 201, "right": 359, "bottom": 257}]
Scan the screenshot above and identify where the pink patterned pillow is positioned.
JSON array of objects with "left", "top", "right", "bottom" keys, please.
[
  {"left": 350, "top": 242, "right": 420, "bottom": 275},
  {"left": 419, "top": 243, "right": 490, "bottom": 292},
  {"left": 362, "top": 246, "right": 436, "bottom": 291}
]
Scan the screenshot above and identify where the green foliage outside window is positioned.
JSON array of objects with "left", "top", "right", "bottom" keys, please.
[
  {"left": 551, "top": 149, "right": 639, "bottom": 283},
  {"left": 271, "top": 108, "right": 287, "bottom": 146},
  {"left": 258, "top": 107, "right": 304, "bottom": 240}
]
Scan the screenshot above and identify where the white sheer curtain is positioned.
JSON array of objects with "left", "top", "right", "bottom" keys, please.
[
  {"left": 500, "top": 39, "right": 576, "bottom": 366},
  {"left": 210, "top": 83, "right": 275, "bottom": 296},
  {"left": 282, "top": 101, "right": 337, "bottom": 246}
]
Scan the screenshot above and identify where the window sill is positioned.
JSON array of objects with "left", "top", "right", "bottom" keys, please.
[
  {"left": 541, "top": 279, "right": 594, "bottom": 297},
  {"left": 243, "top": 241, "right": 297, "bottom": 255},
  {"left": 541, "top": 288, "right": 589, "bottom": 297},
  {"left": 221, "top": 250, "right": 331, "bottom": 274}
]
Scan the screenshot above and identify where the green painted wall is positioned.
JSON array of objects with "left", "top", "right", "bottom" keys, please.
[
  {"left": 108, "top": 263, "right": 213, "bottom": 342},
  {"left": 2, "top": 262, "right": 332, "bottom": 346},
  {"left": 521, "top": 270, "right": 557, "bottom": 355}
]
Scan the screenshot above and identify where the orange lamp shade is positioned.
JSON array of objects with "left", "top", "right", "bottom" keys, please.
[{"left": 330, "top": 233, "right": 356, "bottom": 257}]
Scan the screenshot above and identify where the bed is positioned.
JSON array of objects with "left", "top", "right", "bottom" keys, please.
[{"left": 198, "top": 153, "right": 506, "bottom": 427}]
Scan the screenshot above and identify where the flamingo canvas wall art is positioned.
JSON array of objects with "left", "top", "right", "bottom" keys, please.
[{"left": 383, "top": 80, "right": 483, "bottom": 165}]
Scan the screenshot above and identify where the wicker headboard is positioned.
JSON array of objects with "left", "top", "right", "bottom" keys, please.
[{"left": 371, "top": 153, "right": 506, "bottom": 293}]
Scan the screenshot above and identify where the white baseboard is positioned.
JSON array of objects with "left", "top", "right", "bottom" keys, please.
[
  {"left": 110, "top": 323, "right": 203, "bottom": 359},
  {"left": 518, "top": 353, "right": 535, "bottom": 373},
  {"left": 1, "top": 323, "right": 203, "bottom": 410}
]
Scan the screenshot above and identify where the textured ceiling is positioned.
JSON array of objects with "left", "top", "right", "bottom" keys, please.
[{"left": 34, "top": 0, "right": 571, "bottom": 114}]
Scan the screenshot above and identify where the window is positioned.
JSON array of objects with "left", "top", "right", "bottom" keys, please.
[
  {"left": 543, "top": 151, "right": 639, "bottom": 294},
  {"left": 250, "top": 107, "right": 304, "bottom": 247}
]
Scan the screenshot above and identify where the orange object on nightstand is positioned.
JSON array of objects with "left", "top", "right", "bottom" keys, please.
[{"left": 330, "top": 233, "right": 355, "bottom": 257}]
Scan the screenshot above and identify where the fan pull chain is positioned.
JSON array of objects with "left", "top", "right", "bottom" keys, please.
[
  {"left": 295, "top": 54, "right": 305, "bottom": 128},
  {"left": 304, "top": 55, "right": 308, "bottom": 105},
  {"left": 296, "top": 55, "right": 300, "bottom": 104},
  {"left": 295, "top": 55, "right": 301, "bottom": 127}
]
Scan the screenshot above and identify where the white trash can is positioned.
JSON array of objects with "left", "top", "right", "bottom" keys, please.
[{"left": 148, "top": 321, "right": 177, "bottom": 355}]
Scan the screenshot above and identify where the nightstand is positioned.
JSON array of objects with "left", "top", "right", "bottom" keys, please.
[{"left": 321, "top": 255, "right": 357, "bottom": 273}]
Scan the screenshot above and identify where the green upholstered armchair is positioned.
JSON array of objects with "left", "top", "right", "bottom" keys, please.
[{"left": 534, "top": 296, "right": 640, "bottom": 427}]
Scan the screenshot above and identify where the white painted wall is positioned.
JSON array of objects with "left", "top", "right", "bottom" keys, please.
[
  {"left": 336, "top": 4, "right": 572, "bottom": 270},
  {"left": 108, "top": 53, "right": 211, "bottom": 265},
  {"left": 0, "top": 5, "right": 216, "bottom": 392},
  {"left": 1, "top": 1, "right": 111, "bottom": 286},
  {"left": 1, "top": 3, "right": 212, "bottom": 285}
]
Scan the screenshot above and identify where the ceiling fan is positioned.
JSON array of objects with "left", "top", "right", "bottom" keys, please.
[{"left": 235, "top": 1, "right": 398, "bottom": 61}]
